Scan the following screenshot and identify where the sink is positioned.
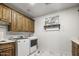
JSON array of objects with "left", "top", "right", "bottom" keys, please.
[{"left": 0, "top": 40, "right": 6, "bottom": 42}]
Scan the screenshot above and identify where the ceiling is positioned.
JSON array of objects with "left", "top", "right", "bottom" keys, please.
[{"left": 5, "top": 3, "right": 79, "bottom": 18}]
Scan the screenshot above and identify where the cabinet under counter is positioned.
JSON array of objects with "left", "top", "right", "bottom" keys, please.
[
  {"left": 0, "top": 42, "right": 16, "bottom": 56},
  {"left": 72, "top": 39, "right": 79, "bottom": 56}
]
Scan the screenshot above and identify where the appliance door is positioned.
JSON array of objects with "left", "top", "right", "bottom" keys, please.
[
  {"left": 17, "top": 39, "right": 30, "bottom": 56},
  {"left": 30, "top": 39, "right": 38, "bottom": 54},
  {"left": 31, "top": 39, "right": 37, "bottom": 47}
]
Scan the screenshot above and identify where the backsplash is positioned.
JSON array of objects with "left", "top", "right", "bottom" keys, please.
[
  {"left": 6, "top": 32, "right": 34, "bottom": 39},
  {"left": 0, "top": 26, "right": 34, "bottom": 40},
  {"left": 0, "top": 26, "right": 7, "bottom": 40}
]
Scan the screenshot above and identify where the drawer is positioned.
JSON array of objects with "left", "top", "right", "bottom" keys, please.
[
  {"left": 0, "top": 42, "right": 15, "bottom": 49},
  {"left": 0, "top": 47, "right": 14, "bottom": 56}
]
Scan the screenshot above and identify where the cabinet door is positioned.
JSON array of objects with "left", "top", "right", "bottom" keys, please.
[
  {"left": 22, "top": 16, "right": 26, "bottom": 32},
  {"left": 72, "top": 41, "right": 79, "bottom": 56},
  {"left": 0, "top": 5, "right": 3, "bottom": 19},
  {"left": 2, "top": 5, "right": 11, "bottom": 23},
  {"left": 76, "top": 44, "right": 79, "bottom": 56},
  {"left": 0, "top": 42, "right": 15, "bottom": 56},
  {"left": 22, "top": 16, "right": 29, "bottom": 32},
  {"left": 31, "top": 20, "right": 34, "bottom": 32},
  {"left": 72, "top": 41, "right": 75, "bottom": 56},
  {"left": 0, "top": 48, "right": 14, "bottom": 56},
  {"left": 28, "top": 19, "right": 31, "bottom": 32},
  {"left": 16, "top": 13, "right": 23, "bottom": 32},
  {"left": 25, "top": 17, "right": 29, "bottom": 32},
  {"left": 11, "top": 10, "right": 17, "bottom": 32},
  {"left": 28, "top": 19, "right": 34, "bottom": 32}
]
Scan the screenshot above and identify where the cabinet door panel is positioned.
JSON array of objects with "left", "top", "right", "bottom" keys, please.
[
  {"left": 0, "top": 48, "right": 13, "bottom": 56},
  {"left": 0, "top": 5, "right": 2, "bottom": 19},
  {"left": 72, "top": 41, "right": 79, "bottom": 56},
  {"left": 22, "top": 17, "right": 29, "bottom": 32},
  {"left": 22, "top": 16, "right": 26, "bottom": 32},
  {"left": 11, "top": 10, "right": 17, "bottom": 32},
  {"left": 16, "top": 13, "right": 23, "bottom": 32},
  {"left": 2, "top": 5, "right": 11, "bottom": 23},
  {"left": 28, "top": 19, "right": 34, "bottom": 32},
  {"left": 31, "top": 20, "right": 34, "bottom": 32},
  {"left": 28, "top": 19, "right": 31, "bottom": 32},
  {"left": 25, "top": 18, "right": 29, "bottom": 31},
  {"left": 0, "top": 42, "right": 15, "bottom": 56}
]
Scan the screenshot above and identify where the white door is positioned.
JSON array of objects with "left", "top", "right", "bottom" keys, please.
[{"left": 17, "top": 39, "right": 30, "bottom": 56}]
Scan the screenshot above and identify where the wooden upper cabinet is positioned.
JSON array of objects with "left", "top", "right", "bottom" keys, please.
[
  {"left": 16, "top": 13, "right": 23, "bottom": 32},
  {"left": 31, "top": 20, "right": 34, "bottom": 32},
  {"left": 11, "top": 10, "right": 23, "bottom": 32},
  {"left": 22, "top": 16, "right": 29, "bottom": 32},
  {"left": 25, "top": 17, "right": 29, "bottom": 32},
  {"left": 28, "top": 19, "right": 31, "bottom": 32},
  {"left": 22, "top": 16, "right": 26, "bottom": 32},
  {"left": 0, "top": 5, "right": 3, "bottom": 19},
  {"left": 28, "top": 19, "right": 34, "bottom": 32},
  {"left": 22, "top": 16, "right": 34, "bottom": 32},
  {"left": 11, "top": 10, "right": 25, "bottom": 32},
  {"left": 0, "top": 4, "right": 34, "bottom": 32},
  {"left": 2, "top": 5, "right": 11, "bottom": 23},
  {"left": 0, "top": 5, "right": 11, "bottom": 23},
  {"left": 11, "top": 10, "right": 17, "bottom": 32}
]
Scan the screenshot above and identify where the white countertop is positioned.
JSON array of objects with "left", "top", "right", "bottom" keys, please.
[
  {"left": 28, "top": 37, "right": 37, "bottom": 39},
  {"left": 0, "top": 40, "right": 15, "bottom": 44},
  {"left": 72, "top": 38, "right": 79, "bottom": 45},
  {"left": 0, "top": 36, "right": 38, "bottom": 44}
]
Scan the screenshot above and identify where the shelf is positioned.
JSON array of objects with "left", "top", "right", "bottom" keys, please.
[{"left": 44, "top": 24, "right": 60, "bottom": 30}]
